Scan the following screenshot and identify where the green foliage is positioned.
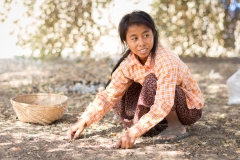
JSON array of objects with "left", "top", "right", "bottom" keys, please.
[
  {"left": 0, "top": 0, "right": 112, "bottom": 60},
  {"left": 151, "top": 0, "right": 240, "bottom": 57}
]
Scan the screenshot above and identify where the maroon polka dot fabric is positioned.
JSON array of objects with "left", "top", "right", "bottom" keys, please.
[{"left": 112, "top": 73, "right": 202, "bottom": 128}]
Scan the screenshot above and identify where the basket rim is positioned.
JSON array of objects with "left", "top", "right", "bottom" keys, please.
[{"left": 10, "top": 93, "right": 68, "bottom": 107}]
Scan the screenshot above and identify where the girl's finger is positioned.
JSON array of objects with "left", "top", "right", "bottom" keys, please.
[
  {"left": 114, "top": 139, "right": 121, "bottom": 149},
  {"left": 121, "top": 141, "right": 126, "bottom": 149},
  {"left": 73, "top": 129, "right": 82, "bottom": 139},
  {"left": 125, "top": 143, "right": 130, "bottom": 149},
  {"left": 67, "top": 128, "right": 73, "bottom": 140},
  {"left": 67, "top": 124, "right": 75, "bottom": 140},
  {"left": 129, "top": 142, "right": 133, "bottom": 149}
]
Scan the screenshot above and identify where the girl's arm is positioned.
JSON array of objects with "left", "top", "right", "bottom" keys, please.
[
  {"left": 129, "top": 64, "right": 178, "bottom": 138},
  {"left": 67, "top": 64, "right": 132, "bottom": 139},
  {"left": 80, "top": 64, "right": 132, "bottom": 127}
]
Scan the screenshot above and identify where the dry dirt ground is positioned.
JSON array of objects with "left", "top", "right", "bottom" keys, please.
[{"left": 0, "top": 56, "right": 240, "bottom": 160}]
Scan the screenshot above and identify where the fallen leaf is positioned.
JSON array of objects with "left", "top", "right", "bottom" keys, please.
[
  {"left": 111, "top": 133, "right": 116, "bottom": 136},
  {"left": 11, "top": 147, "right": 20, "bottom": 151},
  {"left": 32, "top": 146, "right": 39, "bottom": 151}
]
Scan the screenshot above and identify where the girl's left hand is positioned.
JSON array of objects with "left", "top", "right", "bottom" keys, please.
[{"left": 115, "top": 129, "right": 136, "bottom": 149}]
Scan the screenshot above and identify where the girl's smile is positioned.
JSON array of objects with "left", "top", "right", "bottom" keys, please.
[{"left": 126, "top": 24, "right": 154, "bottom": 65}]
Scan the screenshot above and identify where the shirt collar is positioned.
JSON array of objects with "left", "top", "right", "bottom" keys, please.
[{"left": 129, "top": 52, "right": 153, "bottom": 68}]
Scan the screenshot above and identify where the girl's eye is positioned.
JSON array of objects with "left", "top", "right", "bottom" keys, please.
[
  {"left": 144, "top": 34, "right": 149, "bottom": 38},
  {"left": 132, "top": 37, "right": 137, "bottom": 41}
]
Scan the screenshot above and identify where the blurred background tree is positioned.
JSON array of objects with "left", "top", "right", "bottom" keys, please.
[
  {"left": 151, "top": 0, "right": 240, "bottom": 57},
  {"left": 0, "top": 0, "right": 112, "bottom": 59},
  {"left": 0, "top": 0, "right": 239, "bottom": 59}
]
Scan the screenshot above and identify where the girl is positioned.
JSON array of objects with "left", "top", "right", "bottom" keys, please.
[{"left": 67, "top": 10, "right": 204, "bottom": 149}]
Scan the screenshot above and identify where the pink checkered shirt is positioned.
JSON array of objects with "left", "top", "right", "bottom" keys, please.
[{"left": 80, "top": 45, "right": 204, "bottom": 138}]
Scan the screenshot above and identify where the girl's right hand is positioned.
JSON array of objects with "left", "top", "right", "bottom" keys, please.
[{"left": 67, "top": 118, "right": 87, "bottom": 140}]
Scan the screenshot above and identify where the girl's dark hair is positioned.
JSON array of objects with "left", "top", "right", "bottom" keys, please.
[{"left": 105, "top": 10, "right": 159, "bottom": 88}]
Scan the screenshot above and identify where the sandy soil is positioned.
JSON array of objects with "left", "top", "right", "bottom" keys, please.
[{"left": 0, "top": 57, "right": 240, "bottom": 160}]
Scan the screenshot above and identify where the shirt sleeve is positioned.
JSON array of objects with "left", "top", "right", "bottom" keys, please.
[
  {"left": 129, "top": 63, "right": 178, "bottom": 138},
  {"left": 80, "top": 63, "right": 132, "bottom": 127}
]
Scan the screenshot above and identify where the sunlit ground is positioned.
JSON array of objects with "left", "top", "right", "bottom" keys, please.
[{"left": 0, "top": 57, "right": 239, "bottom": 159}]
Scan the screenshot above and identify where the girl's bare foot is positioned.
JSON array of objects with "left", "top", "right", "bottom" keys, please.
[{"left": 156, "top": 110, "right": 188, "bottom": 142}]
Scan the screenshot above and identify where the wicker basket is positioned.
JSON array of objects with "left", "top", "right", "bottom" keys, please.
[{"left": 10, "top": 93, "right": 68, "bottom": 125}]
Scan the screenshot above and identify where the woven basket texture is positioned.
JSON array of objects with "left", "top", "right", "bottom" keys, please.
[{"left": 10, "top": 93, "right": 68, "bottom": 125}]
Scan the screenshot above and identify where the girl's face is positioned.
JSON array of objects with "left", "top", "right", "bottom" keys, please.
[{"left": 126, "top": 24, "right": 154, "bottom": 65}]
